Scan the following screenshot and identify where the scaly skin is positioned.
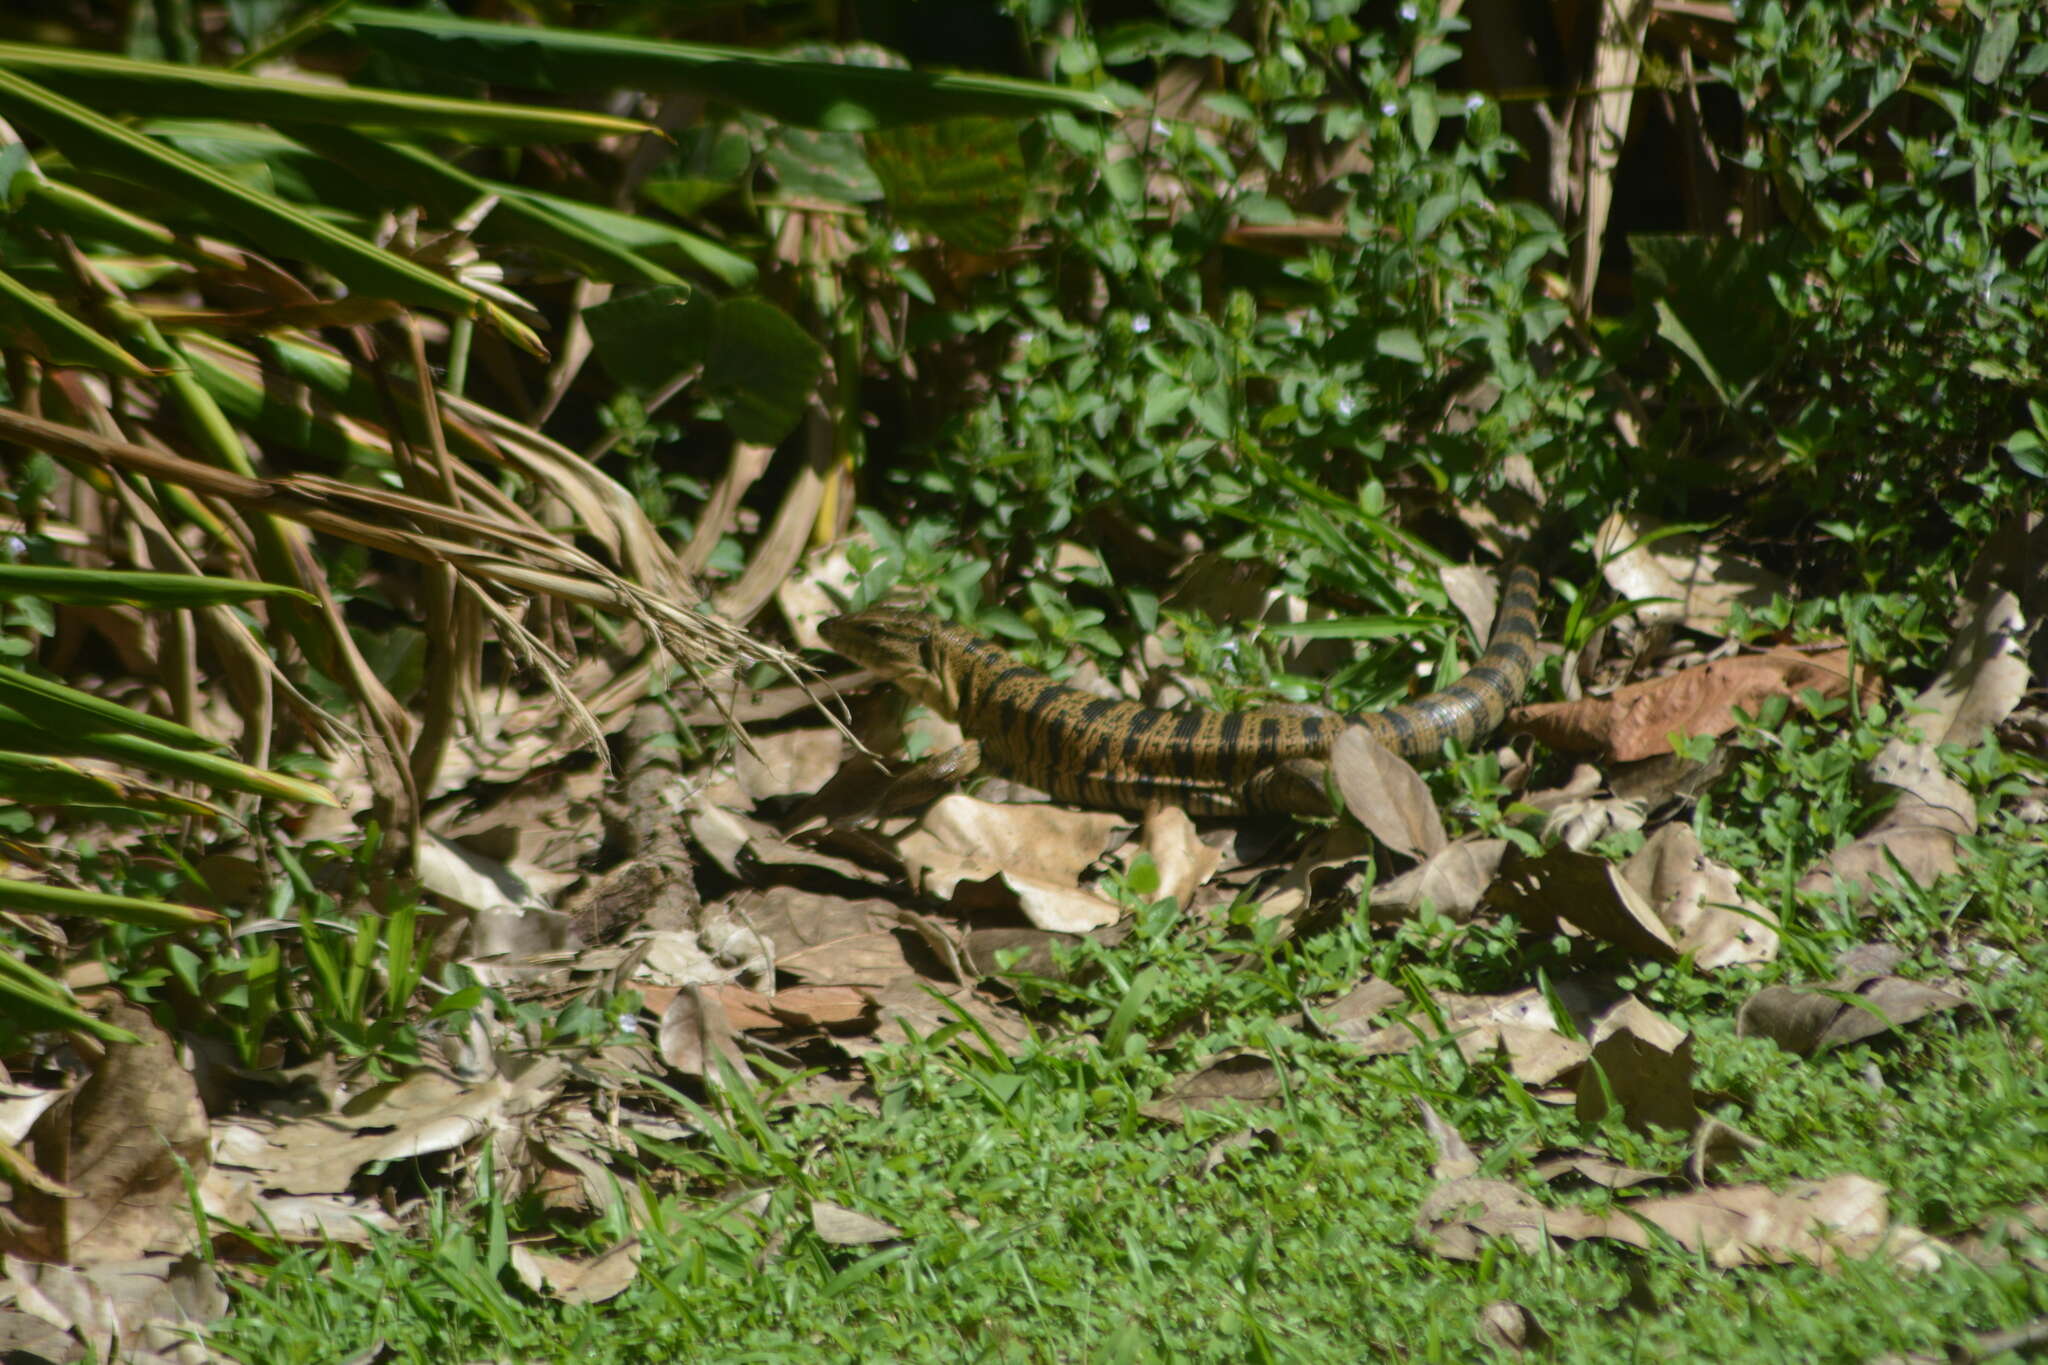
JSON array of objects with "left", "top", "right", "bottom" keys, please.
[{"left": 821, "top": 563, "right": 1542, "bottom": 816}]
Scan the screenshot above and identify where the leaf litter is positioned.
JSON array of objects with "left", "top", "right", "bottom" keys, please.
[{"left": 8, "top": 529, "right": 2039, "bottom": 1361}]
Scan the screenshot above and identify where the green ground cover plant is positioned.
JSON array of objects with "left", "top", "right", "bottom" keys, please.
[{"left": 0, "top": 0, "right": 2043, "bottom": 1360}]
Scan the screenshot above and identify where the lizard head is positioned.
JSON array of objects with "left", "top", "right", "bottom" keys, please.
[{"left": 819, "top": 608, "right": 960, "bottom": 715}]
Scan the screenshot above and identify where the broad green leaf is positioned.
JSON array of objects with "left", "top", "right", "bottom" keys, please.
[
  {"left": 0, "top": 876, "right": 221, "bottom": 929},
  {"left": 764, "top": 127, "right": 883, "bottom": 204},
  {"left": 867, "top": 118, "right": 1033, "bottom": 253},
  {"left": 588, "top": 287, "right": 824, "bottom": 443},
  {"left": 704, "top": 298, "right": 827, "bottom": 445},
  {"left": 0, "top": 67, "right": 481, "bottom": 316},
  {"left": 0, "top": 41, "right": 655, "bottom": 144},
  {"left": 585, "top": 285, "right": 706, "bottom": 391},
  {"left": 0, "top": 565, "right": 315, "bottom": 608},
  {"left": 336, "top": 7, "right": 1121, "bottom": 130}
]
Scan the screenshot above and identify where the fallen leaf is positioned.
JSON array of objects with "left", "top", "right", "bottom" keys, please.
[
  {"left": 1486, "top": 848, "right": 1680, "bottom": 961},
  {"left": 658, "top": 987, "right": 757, "bottom": 1083},
  {"left": 9, "top": 1004, "right": 210, "bottom": 1264},
  {"left": 1575, "top": 997, "right": 1698, "bottom": 1135},
  {"left": 1514, "top": 648, "right": 1875, "bottom": 761},
  {"left": 1595, "top": 513, "right": 1787, "bottom": 635},
  {"left": 1366, "top": 838, "right": 1507, "bottom": 923},
  {"left": 736, "top": 728, "right": 846, "bottom": 802},
  {"left": 0, "top": 1252, "right": 227, "bottom": 1365},
  {"left": 1332, "top": 728, "right": 1446, "bottom": 861},
  {"left": 1474, "top": 1300, "right": 1551, "bottom": 1355},
  {"left": 809, "top": 1200, "right": 903, "bottom": 1246},
  {"left": 509, "top": 1239, "right": 642, "bottom": 1305},
  {"left": 897, "top": 795, "right": 1126, "bottom": 932},
  {"left": 1906, "top": 589, "right": 2028, "bottom": 747},
  {"left": 1621, "top": 824, "right": 1778, "bottom": 968},
  {"left": 1418, "top": 1171, "right": 1943, "bottom": 1271},
  {"left": 1798, "top": 739, "right": 1975, "bottom": 901},
  {"left": 1418, "top": 1100, "right": 1478, "bottom": 1180},
  {"left": 1139, "top": 1051, "right": 1284, "bottom": 1123},
  {"left": 1737, "top": 974, "right": 1969, "bottom": 1057},
  {"left": 1530, "top": 1151, "right": 1668, "bottom": 1190},
  {"left": 1133, "top": 804, "right": 1222, "bottom": 907},
  {"left": 1341, "top": 987, "right": 1598, "bottom": 1086}
]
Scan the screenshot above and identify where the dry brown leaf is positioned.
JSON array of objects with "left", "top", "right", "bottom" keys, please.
[
  {"left": 1333, "top": 728, "right": 1447, "bottom": 861},
  {"left": 1689, "top": 1116, "right": 1765, "bottom": 1183},
  {"left": 197, "top": 1169, "right": 401, "bottom": 1244},
  {"left": 809, "top": 1199, "right": 903, "bottom": 1246},
  {"left": 1418, "top": 1100, "right": 1479, "bottom": 1180},
  {"left": 1798, "top": 739, "right": 1975, "bottom": 901},
  {"left": 1530, "top": 1152, "right": 1667, "bottom": 1190},
  {"left": 1139, "top": 1051, "right": 1284, "bottom": 1124},
  {"left": 896, "top": 795, "right": 1126, "bottom": 932},
  {"left": 1907, "top": 589, "right": 2029, "bottom": 747},
  {"left": 1737, "top": 974, "right": 1969, "bottom": 1057},
  {"left": 1621, "top": 824, "right": 1778, "bottom": 968},
  {"left": 861, "top": 979, "right": 1031, "bottom": 1057},
  {"left": 1574, "top": 997, "right": 1699, "bottom": 1135},
  {"left": 736, "top": 728, "right": 847, "bottom": 803},
  {"left": 658, "top": 987, "right": 757, "bottom": 1083},
  {"left": 1487, "top": 848, "right": 1681, "bottom": 961},
  {"left": 211, "top": 1059, "right": 563, "bottom": 1197},
  {"left": 1308, "top": 977, "right": 1406, "bottom": 1038},
  {"left": 8, "top": 1005, "right": 209, "bottom": 1264},
  {"left": 1134, "top": 804, "right": 1221, "bottom": 907},
  {"left": 766, "top": 985, "right": 875, "bottom": 1031},
  {"left": 738, "top": 888, "right": 919, "bottom": 990},
  {"left": 509, "top": 1239, "right": 642, "bottom": 1305},
  {"left": 1419, "top": 1171, "right": 1943, "bottom": 1271},
  {"left": 1595, "top": 513, "right": 1788, "bottom": 635},
  {"left": 1440, "top": 563, "right": 1507, "bottom": 642},
  {"left": 1474, "top": 1300, "right": 1552, "bottom": 1355},
  {"left": 694, "top": 983, "right": 783, "bottom": 1033},
  {"left": 1366, "top": 838, "right": 1507, "bottom": 923},
  {"left": 1514, "top": 648, "right": 1874, "bottom": 761},
  {"left": 0, "top": 1252, "right": 227, "bottom": 1365},
  {"left": 1342, "top": 987, "right": 1597, "bottom": 1086}
]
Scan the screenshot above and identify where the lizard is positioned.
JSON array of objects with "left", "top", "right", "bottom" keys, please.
[{"left": 818, "top": 562, "right": 1542, "bottom": 817}]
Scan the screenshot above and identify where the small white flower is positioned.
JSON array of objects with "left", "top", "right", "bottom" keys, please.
[
  {"left": 1335, "top": 393, "right": 1359, "bottom": 419},
  {"left": 618, "top": 1015, "right": 640, "bottom": 1034},
  {"left": 1930, "top": 143, "right": 1949, "bottom": 160},
  {"left": 1131, "top": 314, "right": 1152, "bottom": 334},
  {"left": 1399, "top": 2, "right": 1418, "bottom": 19},
  {"left": 1466, "top": 94, "right": 1484, "bottom": 112},
  {"left": 1152, "top": 119, "right": 1170, "bottom": 137},
  {"left": 1381, "top": 100, "right": 1400, "bottom": 117},
  {"left": 890, "top": 230, "right": 913, "bottom": 252}
]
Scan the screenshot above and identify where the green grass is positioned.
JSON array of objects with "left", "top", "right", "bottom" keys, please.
[{"left": 212, "top": 818, "right": 2048, "bottom": 1364}]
